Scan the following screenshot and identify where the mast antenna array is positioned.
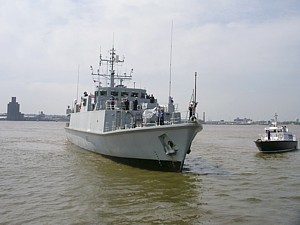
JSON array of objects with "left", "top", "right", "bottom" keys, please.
[{"left": 90, "top": 47, "right": 132, "bottom": 88}]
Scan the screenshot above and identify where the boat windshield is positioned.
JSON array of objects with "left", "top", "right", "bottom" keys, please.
[{"left": 266, "top": 128, "right": 283, "bottom": 133}]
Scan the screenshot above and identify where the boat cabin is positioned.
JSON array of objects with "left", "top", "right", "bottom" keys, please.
[
  {"left": 264, "top": 126, "right": 295, "bottom": 141},
  {"left": 73, "top": 86, "right": 158, "bottom": 113},
  {"left": 94, "top": 86, "right": 157, "bottom": 111}
]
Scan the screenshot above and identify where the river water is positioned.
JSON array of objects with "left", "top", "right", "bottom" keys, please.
[{"left": 0, "top": 121, "right": 300, "bottom": 224}]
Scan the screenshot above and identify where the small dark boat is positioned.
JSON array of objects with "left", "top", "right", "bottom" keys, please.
[{"left": 255, "top": 113, "right": 298, "bottom": 153}]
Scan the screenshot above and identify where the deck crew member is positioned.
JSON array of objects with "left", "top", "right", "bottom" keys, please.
[
  {"left": 133, "top": 97, "right": 138, "bottom": 110},
  {"left": 156, "top": 108, "right": 164, "bottom": 125}
]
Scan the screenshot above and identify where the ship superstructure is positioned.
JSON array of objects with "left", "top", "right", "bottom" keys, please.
[{"left": 65, "top": 46, "right": 202, "bottom": 171}]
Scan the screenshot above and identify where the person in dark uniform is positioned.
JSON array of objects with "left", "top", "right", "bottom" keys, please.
[
  {"left": 150, "top": 94, "right": 155, "bottom": 103},
  {"left": 156, "top": 108, "right": 164, "bottom": 125},
  {"left": 133, "top": 97, "right": 138, "bottom": 110},
  {"left": 110, "top": 96, "right": 115, "bottom": 110},
  {"left": 124, "top": 98, "right": 129, "bottom": 110},
  {"left": 189, "top": 103, "right": 193, "bottom": 119}
]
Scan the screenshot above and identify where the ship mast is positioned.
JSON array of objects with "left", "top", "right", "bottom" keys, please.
[
  {"left": 194, "top": 72, "right": 197, "bottom": 107},
  {"left": 274, "top": 113, "right": 278, "bottom": 127},
  {"left": 167, "top": 21, "right": 175, "bottom": 114},
  {"left": 90, "top": 46, "right": 132, "bottom": 88},
  {"left": 110, "top": 47, "right": 116, "bottom": 88}
]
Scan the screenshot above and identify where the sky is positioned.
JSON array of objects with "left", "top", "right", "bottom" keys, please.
[{"left": 1, "top": 0, "right": 300, "bottom": 121}]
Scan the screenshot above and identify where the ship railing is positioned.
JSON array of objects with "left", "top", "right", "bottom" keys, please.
[
  {"left": 104, "top": 121, "right": 111, "bottom": 132},
  {"left": 103, "top": 110, "right": 200, "bottom": 132},
  {"left": 105, "top": 100, "right": 117, "bottom": 110},
  {"left": 259, "top": 134, "right": 272, "bottom": 141},
  {"left": 257, "top": 133, "right": 266, "bottom": 141},
  {"left": 141, "top": 110, "right": 200, "bottom": 126},
  {"left": 158, "top": 103, "right": 179, "bottom": 112},
  {"left": 260, "top": 132, "right": 290, "bottom": 141},
  {"left": 293, "top": 135, "right": 297, "bottom": 141}
]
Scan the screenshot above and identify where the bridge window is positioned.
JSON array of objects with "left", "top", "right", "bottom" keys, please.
[
  {"left": 100, "top": 91, "right": 107, "bottom": 96},
  {"left": 131, "top": 92, "right": 139, "bottom": 97},
  {"left": 111, "top": 91, "right": 119, "bottom": 97},
  {"left": 121, "top": 92, "right": 129, "bottom": 97}
]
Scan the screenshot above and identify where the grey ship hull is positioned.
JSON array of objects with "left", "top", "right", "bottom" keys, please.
[{"left": 65, "top": 122, "right": 202, "bottom": 172}]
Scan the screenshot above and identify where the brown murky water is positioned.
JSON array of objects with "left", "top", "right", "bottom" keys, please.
[{"left": 1, "top": 121, "right": 300, "bottom": 224}]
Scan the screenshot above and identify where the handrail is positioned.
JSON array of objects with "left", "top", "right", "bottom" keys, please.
[{"left": 102, "top": 109, "right": 200, "bottom": 132}]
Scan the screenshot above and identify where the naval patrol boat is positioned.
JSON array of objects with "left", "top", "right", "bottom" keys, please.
[
  {"left": 255, "top": 113, "right": 298, "bottom": 153},
  {"left": 65, "top": 47, "right": 202, "bottom": 171}
]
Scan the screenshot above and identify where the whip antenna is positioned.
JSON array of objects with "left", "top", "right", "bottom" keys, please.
[
  {"left": 76, "top": 65, "right": 80, "bottom": 101},
  {"left": 168, "top": 21, "right": 173, "bottom": 98}
]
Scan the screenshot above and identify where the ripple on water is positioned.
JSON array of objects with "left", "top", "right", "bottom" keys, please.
[{"left": 1, "top": 122, "right": 300, "bottom": 224}]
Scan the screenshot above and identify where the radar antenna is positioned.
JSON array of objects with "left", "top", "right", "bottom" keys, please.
[{"left": 91, "top": 47, "right": 132, "bottom": 88}]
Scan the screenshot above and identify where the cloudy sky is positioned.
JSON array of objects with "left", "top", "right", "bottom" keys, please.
[{"left": 1, "top": 0, "right": 300, "bottom": 121}]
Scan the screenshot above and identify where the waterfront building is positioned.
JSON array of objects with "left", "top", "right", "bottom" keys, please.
[{"left": 7, "top": 97, "right": 24, "bottom": 121}]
